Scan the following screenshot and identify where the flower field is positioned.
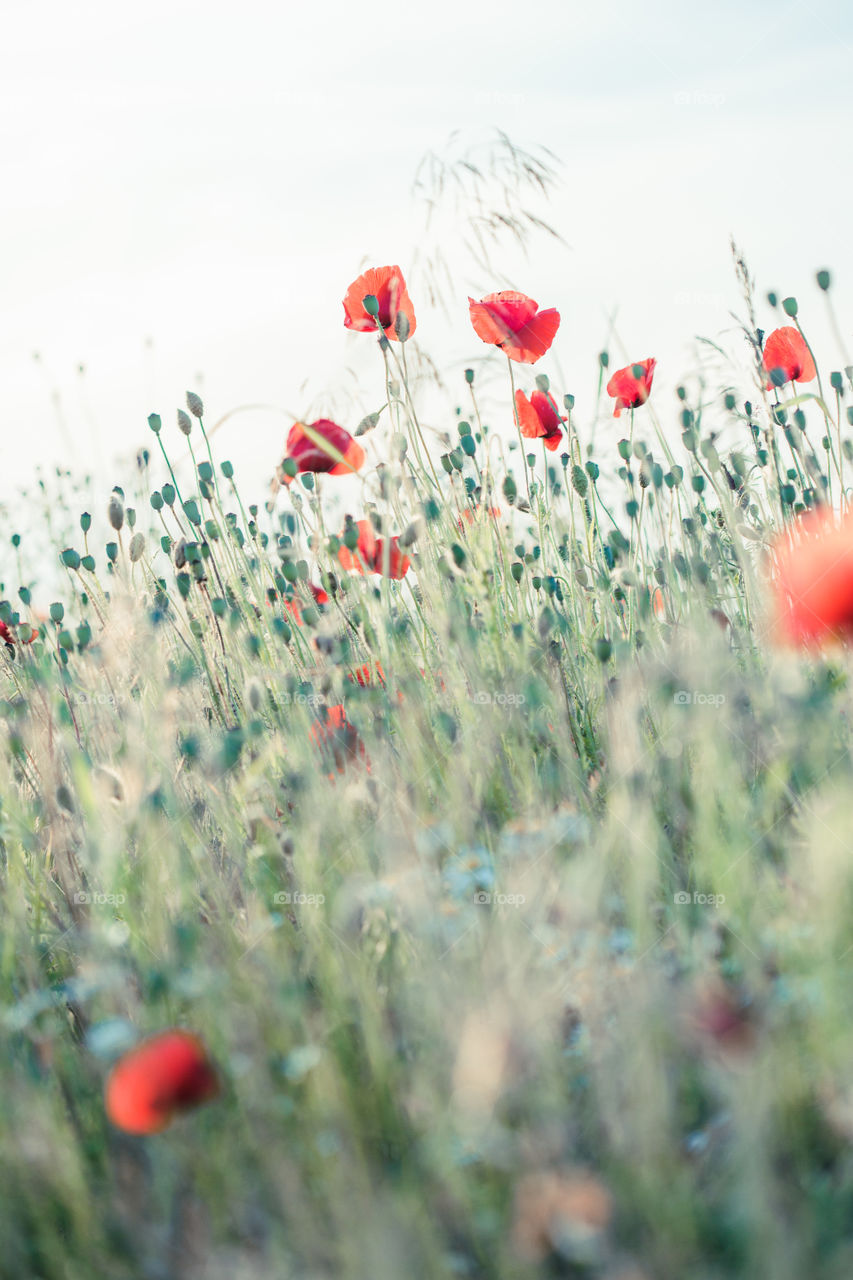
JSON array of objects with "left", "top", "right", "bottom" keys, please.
[{"left": 4, "top": 250, "right": 853, "bottom": 1280}]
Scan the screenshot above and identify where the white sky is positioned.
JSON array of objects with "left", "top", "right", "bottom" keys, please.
[{"left": 2, "top": 0, "right": 852, "bottom": 535}]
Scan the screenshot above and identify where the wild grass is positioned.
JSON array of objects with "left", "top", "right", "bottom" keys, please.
[{"left": 3, "top": 207, "right": 853, "bottom": 1279}]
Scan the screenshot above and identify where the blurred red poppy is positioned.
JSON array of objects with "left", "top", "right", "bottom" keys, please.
[
  {"left": 772, "top": 506, "right": 853, "bottom": 646},
  {"left": 606, "top": 358, "right": 656, "bottom": 417},
  {"left": 762, "top": 326, "right": 816, "bottom": 388},
  {"left": 515, "top": 389, "right": 565, "bottom": 451},
  {"left": 0, "top": 620, "right": 37, "bottom": 647},
  {"left": 457, "top": 505, "right": 502, "bottom": 531},
  {"left": 348, "top": 662, "right": 386, "bottom": 687},
  {"left": 468, "top": 291, "right": 560, "bottom": 364},
  {"left": 309, "top": 703, "right": 367, "bottom": 775},
  {"left": 105, "top": 1029, "right": 219, "bottom": 1134},
  {"left": 337, "top": 519, "right": 410, "bottom": 579},
  {"left": 283, "top": 583, "right": 329, "bottom": 626},
  {"left": 279, "top": 420, "right": 365, "bottom": 485},
  {"left": 343, "top": 265, "right": 416, "bottom": 341}
]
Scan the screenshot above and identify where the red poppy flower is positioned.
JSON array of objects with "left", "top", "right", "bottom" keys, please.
[
  {"left": 515, "top": 390, "right": 565, "bottom": 451},
  {"left": 457, "top": 505, "right": 502, "bottom": 532},
  {"left": 280, "top": 420, "right": 365, "bottom": 485},
  {"left": 337, "top": 519, "right": 410, "bottom": 579},
  {"left": 104, "top": 1030, "right": 219, "bottom": 1134},
  {"left": 348, "top": 662, "right": 386, "bottom": 687},
  {"left": 772, "top": 506, "right": 853, "bottom": 646},
  {"left": 468, "top": 291, "right": 560, "bottom": 364},
  {"left": 342, "top": 265, "right": 416, "bottom": 341},
  {"left": 606, "top": 358, "right": 656, "bottom": 417},
  {"left": 762, "top": 326, "right": 817, "bottom": 388},
  {"left": 283, "top": 582, "right": 329, "bottom": 626},
  {"left": 0, "top": 620, "right": 37, "bottom": 647},
  {"left": 309, "top": 703, "right": 367, "bottom": 775}
]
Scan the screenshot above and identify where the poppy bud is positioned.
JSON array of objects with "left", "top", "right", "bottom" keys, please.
[
  {"left": 464, "top": 368, "right": 475, "bottom": 384},
  {"left": 162, "top": 483, "right": 176, "bottom": 506},
  {"left": 782, "top": 296, "right": 798, "bottom": 317},
  {"left": 148, "top": 413, "right": 162, "bottom": 433},
  {"left": 108, "top": 494, "right": 124, "bottom": 531},
  {"left": 129, "top": 533, "right": 146, "bottom": 563},
  {"left": 177, "top": 409, "right": 193, "bottom": 435},
  {"left": 816, "top": 270, "right": 831, "bottom": 292},
  {"left": 186, "top": 391, "right": 204, "bottom": 418},
  {"left": 174, "top": 538, "right": 188, "bottom": 569},
  {"left": 362, "top": 294, "right": 380, "bottom": 317}
]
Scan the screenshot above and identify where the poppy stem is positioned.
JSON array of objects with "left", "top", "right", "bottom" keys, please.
[{"left": 506, "top": 356, "right": 532, "bottom": 501}]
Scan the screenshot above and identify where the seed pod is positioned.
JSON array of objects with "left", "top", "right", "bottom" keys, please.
[{"left": 108, "top": 494, "right": 124, "bottom": 531}]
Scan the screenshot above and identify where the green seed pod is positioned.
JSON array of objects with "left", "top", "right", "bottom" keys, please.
[
  {"left": 80, "top": 512, "right": 92, "bottom": 533},
  {"left": 60, "top": 548, "right": 81, "bottom": 570},
  {"left": 148, "top": 412, "right": 162, "bottom": 433}
]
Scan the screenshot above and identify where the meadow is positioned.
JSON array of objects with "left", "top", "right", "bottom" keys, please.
[{"left": 4, "top": 233, "right": 853, "bottom": 1280}]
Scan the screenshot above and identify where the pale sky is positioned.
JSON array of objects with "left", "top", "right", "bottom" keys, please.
[{"left": 2, "top": 0, "right": 852, "bottom": 544}]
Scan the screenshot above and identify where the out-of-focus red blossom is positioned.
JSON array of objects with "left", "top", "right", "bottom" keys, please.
[
  {"left": 0, "top": 620, "right": 37, "bottom": 647},
  {"left": 283, "top": 583, "right": 329, "bottom": 626},
  {"left": 342, "top": 265, "right": 416, "bottom": 341},
  {"left": 685, "top": 978, "right": 757, "bottom": 1061},
  {"left": 468, "top": 291, "right": 560, "bottom": 364},
  {"left": 762, "top": 326, "right": 817, "bottom": 388},
  {"left": 104, "top": 1030, "right": 219, "bottom": 1134},
  {"left": 348, "top": 662, "right": 385, "bottom": 687},
  {"left": 279, "top": 419, "right": 365, "bottom": 484},
  {"left": 457, "top": 505, "right": 502, "bottom": 532},
  {"left": 337, "top": 519, "right": 410, "bottom": 579},
  {"left": 515, "top": 389, "right": 565, "bottom": 451},
  {"left": 606, "top": 358, "right": 656, "bottom": 417},
  {"left": 309, "top": 703, "right": 368, "bottom": 776},
  {"left": 772, "top": 505, "right": 853, "bottom": 646}
]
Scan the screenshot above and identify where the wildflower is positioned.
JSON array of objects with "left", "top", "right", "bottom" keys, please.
[
  {"left": 104, "top": 1029, "right": 219, "bottom": 1134},
  {"left": 337, "top": 519, "right": 410, "bottom": 579},
  {"left": 309, "top": 703, "right": 367, "bottom": 775},
  {"left": 342, "top": 265, "right": 416, "bottom": 341},
  {"left": 283, "top": 583, "right": 329, "bottom": 625},
  {"left": 762, "top": 326, "right": 817, "bottom": 388},
  {"left": 468, "top": 291, "right": 560, "bottom": 364},
  {"left": 457, "top": 505, "right": 502, "bottom": 531},
  {"left": 347, "top": 662, "right": 385, "bottom": 687},
  {"left": 772, "top": 506, "right": 853, "bottom": 646},
  {"left": 606, "top": 359, "right": 656, "bottom": 417},
  {"left": 515, "top": 389, "right": 565, "bottom": 450},
  {"left": 279, "top": 420, "right": 365, "bottom": 485},
  {"left": 0, "top": 620, "right": 37, "bottom": 648}
]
